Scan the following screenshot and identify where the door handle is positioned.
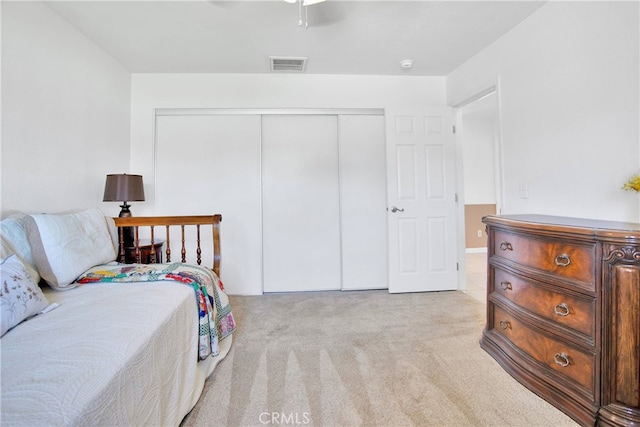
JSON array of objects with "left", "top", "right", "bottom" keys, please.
[{"left": 389, "top": 206, "right": 405, "bottom": 213}]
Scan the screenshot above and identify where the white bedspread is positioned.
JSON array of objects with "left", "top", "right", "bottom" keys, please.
[{"left": 1, "top": 280, "right": 232, "bottom": 426}]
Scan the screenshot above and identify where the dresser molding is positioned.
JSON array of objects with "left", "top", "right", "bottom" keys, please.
[{"left": 481, "top": 214, "right": 640, "bottom": 426}]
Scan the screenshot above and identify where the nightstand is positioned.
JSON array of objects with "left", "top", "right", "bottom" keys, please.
[{"left": 123, "top": 239, "right": 164, "bottom": 264}]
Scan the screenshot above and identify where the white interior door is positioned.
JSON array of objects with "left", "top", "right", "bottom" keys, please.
[
  {"left": 262, "top": 115, "right": 341, "bottom": 292},
  {"left": 339, "top": 115, "right": 388, "bottom": 290},
  {"left": 154, "top": 114, "right": 262, "bottom": 296},
  {"left": 386, "top": 108, "right": 459, "bottom": 293}
]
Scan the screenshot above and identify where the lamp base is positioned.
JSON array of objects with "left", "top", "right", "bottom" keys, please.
[
  {"left": 118, "top": 202, "right": 134, "bottom": 247},
  {"left": 118, "top": 202, "right": 132, "bottom": 218}
]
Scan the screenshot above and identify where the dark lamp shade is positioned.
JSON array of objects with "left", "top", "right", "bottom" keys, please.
[{"left": 103, "top": 174, "right": 145, "bottom": 202}]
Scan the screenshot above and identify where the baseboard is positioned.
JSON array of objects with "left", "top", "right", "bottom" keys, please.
[{"left": 466, "top": 247, "right": 488, "bottom": 254}]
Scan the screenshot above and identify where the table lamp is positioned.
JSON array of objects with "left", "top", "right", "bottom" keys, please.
[
  {"left": 103, "top": 174, "right": 145, "bottom": 217},
  {"left": 103, "top": 174, "right": 145, "bottom": 246}
]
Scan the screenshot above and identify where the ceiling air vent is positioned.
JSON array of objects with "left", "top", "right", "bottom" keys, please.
[{"left": 270, "top": 56, "right": 307, "bottom": 72}]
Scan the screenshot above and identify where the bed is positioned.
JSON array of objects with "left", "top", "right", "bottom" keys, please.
[{"left": 0, "top": 210, "right": 234, "bottom": 426}]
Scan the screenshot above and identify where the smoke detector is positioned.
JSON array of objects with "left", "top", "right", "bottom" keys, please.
[
  {"left": 400, "top": 59, "right": 414, "bottom": 70},
  {"left": 270, "top": 56, "right": 308, "bottom": 72}
]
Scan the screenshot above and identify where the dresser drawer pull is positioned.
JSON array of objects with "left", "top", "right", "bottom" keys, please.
[
  {"left": 499, "top": 242, "right": 513, "bottom": 251},
  {"left": 554, "top": 254, "right": 571, "bottom": 267},
  {"left": 500, "top": 281, "right": 512, "bottom": 291},
  {"left": 499, "top": 320, "right": 511, "bottom": 330},
  {"left": 553, "top": 303, "right": 570, "bottom": 316},
  {"left": 553, "top": 352, "right": 571, "bottom": 367}
]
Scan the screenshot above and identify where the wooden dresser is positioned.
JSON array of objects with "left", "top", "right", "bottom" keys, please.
[{"left": 481, "top": 215, "right": 640, "bottom": 426}]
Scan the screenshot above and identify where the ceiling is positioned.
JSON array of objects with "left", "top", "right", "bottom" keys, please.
[{"left": 46, "top": 0, "right": 546, "bottom": 76}]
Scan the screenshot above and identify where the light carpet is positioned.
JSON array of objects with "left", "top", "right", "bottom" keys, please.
[{"left": 181, "top": 290, "right": 578, "bottom": 427}]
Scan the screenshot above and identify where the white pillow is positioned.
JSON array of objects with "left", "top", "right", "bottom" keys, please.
[
  {"left": 25, "top": 209, "right": 117, "bottom": 290},
  {"left": 1, "top": 254, "right": 50, "bottom": 336},
  {"left": 0, "top": 213, "right": 41, "bottom": 283}
]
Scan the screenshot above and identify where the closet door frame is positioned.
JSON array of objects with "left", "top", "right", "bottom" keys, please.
[{"left": 153, "top": 108, "right": 384, "bottom": 294}]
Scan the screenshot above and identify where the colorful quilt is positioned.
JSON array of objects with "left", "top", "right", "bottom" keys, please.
[{"left": 76, "top": 263, "right": 235, "bottom": 360}]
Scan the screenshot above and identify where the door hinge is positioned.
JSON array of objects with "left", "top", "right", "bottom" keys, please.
[
  {"left": 453, "top": 125, "right": 456, "bottom": 134},
  {"left": 455, "top": 193, "right": 459, "bottom": 202},
  {"left": 456, "top": 262, "right": 459, "bottom": 271}
]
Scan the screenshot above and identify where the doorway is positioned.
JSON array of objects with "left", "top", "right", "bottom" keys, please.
[{"left": 454, "top": 88, "right": 503, "bottom": 295}]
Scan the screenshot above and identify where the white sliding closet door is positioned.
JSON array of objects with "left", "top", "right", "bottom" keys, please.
[
  {"left": 262, "top": 115, "right": 341, "bottom": 292},
  {"left": 155, "top": 114, "right": 262, "bottom": 296},
  {"left": 339, "top": 115, "right": 388, "bottom": 290}
]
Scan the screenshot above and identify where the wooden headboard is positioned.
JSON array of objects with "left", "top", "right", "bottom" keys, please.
[{"left": 113, "top": 215, "right": 222, "bottom": 277}]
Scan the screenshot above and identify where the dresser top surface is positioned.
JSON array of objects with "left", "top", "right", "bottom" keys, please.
[{"left": 483, "top": 214, "right": 640, "bottom": 237}]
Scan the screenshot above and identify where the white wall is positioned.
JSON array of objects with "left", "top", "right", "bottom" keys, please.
[
  {"left": 448, "top": 1, "right": 640, "bottom": 222},
  {"left": 1, "top": 1, "right": 131, "bottom": 217},
  {"left": 130, "top": 73, "right": 446, "bottom": 210}
]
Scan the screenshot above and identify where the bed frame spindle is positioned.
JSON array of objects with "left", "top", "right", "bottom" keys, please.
[
  {"left": 165, "top": 225, "right": 172, "bottom": 263},
  {"left": 196, "top": 225, "right": 202, "bottom": 265},
  {"left": 180, "top": 224, "right": 186, "bottom": 263},
  {"left": 149, "top": 226, "right": 156, "bottom": 263}
]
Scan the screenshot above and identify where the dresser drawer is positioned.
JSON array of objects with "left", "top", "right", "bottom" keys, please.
[
  {"left": 492, "top": 230, "right": 596, "bottom": 286},
  {"left": 492, "top": 305, "right": 595, "bottom": 393},
  {"left": 493, "top": 268, "right": 596, "bottom": 339}
]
